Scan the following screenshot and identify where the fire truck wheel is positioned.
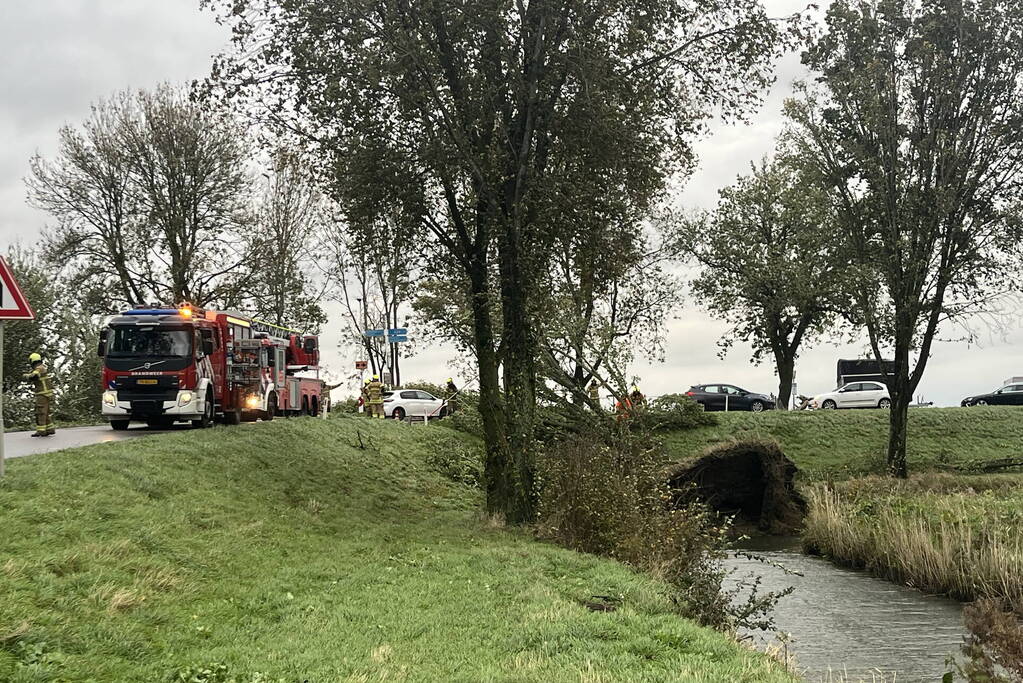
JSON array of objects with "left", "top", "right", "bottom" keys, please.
[
  {"left": 310, "top": 397, "right": 319, "bottom": 416},
  {"left": 264, "top": 395, "right": 276, "bottom": 421},
  {"left": 223, "top": 406, "right": 241, "bottom": 426},
  {"left": 192, "top": 390, "right": 215, "bottom": 429}
]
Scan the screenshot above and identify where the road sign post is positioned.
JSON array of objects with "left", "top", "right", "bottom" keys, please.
[{"left": 0, "top": 255, "right": 37, "bottom": 477}]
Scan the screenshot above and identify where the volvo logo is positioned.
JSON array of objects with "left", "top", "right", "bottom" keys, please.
[{"left": 144, "top": 362, "right": 151, "bottom": 369}]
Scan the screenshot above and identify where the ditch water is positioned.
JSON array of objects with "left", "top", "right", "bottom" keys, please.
[{"left": 724, "top": 536, "right": 965, "bottom": 682}]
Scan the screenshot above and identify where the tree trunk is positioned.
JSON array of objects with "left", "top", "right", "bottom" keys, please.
[
  {"left": 887, "top": 392, "right": 910, "bottom": 478},
  {"left": 466, "top": 250, "right": 516, "bottom": 520},
  {"left": 498, "top": 243, "right": 537, "bottom": 524},
  {"left": 571, "top": 359, "right": 585, "bottom": 406},
  {"left": 886, "top": 345, "right": 912, "bottom": 478},
  {"left": 775, "top": 352, "right": 795, "bottom": 411}
]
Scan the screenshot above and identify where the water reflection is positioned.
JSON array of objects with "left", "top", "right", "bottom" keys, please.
[{"left": 725, "top": 536, "right": 964, "bottom": 682}]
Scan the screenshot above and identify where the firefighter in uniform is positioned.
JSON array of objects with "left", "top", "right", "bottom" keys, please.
[
  {"left": 322, "top": 382, "right": 342, "bottom": 415},
  {"left": 367, "top": 375, "right": 384, "bottom": 418},
  {"left": 587, "top": 379, "right": 600, "bottom": 409},
  {"left": 445, "top": 378, "right": 458, "bottom": 415},
  {"left": 614, "top": 395, "right": 633, "bottom": 422},
  {"left": 23, "top": 353, "right": 55, "bottom": 437},
  {"left": 360, "top": 377, "right": 372, "bottom": 416}
]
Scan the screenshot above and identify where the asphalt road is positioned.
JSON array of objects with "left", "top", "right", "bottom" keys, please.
[{"left": 2, "top": 424, "right": 184, "bottom": 460}]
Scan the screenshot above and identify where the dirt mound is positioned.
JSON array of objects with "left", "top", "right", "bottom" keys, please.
[{"left": 665, "top": 439, "right": 806, "bottom": 535}]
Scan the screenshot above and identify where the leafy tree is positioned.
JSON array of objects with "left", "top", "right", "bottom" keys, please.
[
  {"left": 786, "top": 0, "right": 1023, "bottom": 476},
  {"left": 540, "top": 220, "right": 678, "bottom": 409},
  {"left": 30, "top": 86, "right": 254, "bottom": 309},
  {"left": 205, "top": 0, "right": 793, "bottom": 521},
  {"left": 242, "top": 148, "right": 327, "bottom": 332},
  {"left": 683, "top": 155, "right": 851, "bottom": 410},
  {"left": 321, "top": 216, "right": 418, "bottom": 382},
  {"left": 27, "top": 93, "right": 148, "bottom": 307},
  {"left": 120, "top": 86, "right": 253, "bottom": 306}
]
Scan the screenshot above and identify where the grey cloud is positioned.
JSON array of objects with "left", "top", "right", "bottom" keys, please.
[{"left": 0, "top": 0, "right": 228, "bottom": 246}]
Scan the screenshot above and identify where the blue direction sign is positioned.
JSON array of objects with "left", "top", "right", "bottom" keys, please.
[
  {"left": 363, "top": 329, "right": 385, "bottom": 337},
  {"left": 388, "top": 335, "right": 409, "bottom": 343},
  {"left": 387, "top": 328, "right": 408, "bottom": 336}
]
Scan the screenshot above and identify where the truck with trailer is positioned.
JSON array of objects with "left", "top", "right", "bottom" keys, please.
[
  {"left": 98, "top": 304, "right": 323, "bottom": 430},
  {"left": 836, "top": 358, "right": 897, "bottom": 389}
]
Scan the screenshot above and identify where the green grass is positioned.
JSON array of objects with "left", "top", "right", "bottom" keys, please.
[
  {"left": 0, "top": 416, "right": 791, "bottom": 682},
  {"left": 661, "top": 406, "right": 1023, "bottom": 478}
]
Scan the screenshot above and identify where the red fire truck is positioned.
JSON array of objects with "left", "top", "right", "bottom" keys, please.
[{"left": 98, "top": 304, "right": 323, "bottom": 430}]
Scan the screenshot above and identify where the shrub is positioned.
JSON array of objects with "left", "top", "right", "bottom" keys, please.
[
  {"left": 953, "top": 599, "right": 1023, "bottom": 682},
  {"left": 535, "top": 425, "right": 782, "bottom": 631},
  {"left": 332, "top": 396, "right": 361, "bottom": 415},
  {"left": 424, "top": 436, "right": 483, "bottom": 488},
  {"left": 448, "top": 403, "right": 484, "bottom": 438},
  {"left": 632, "top": 394, "right": 718, "bottom": 432}
]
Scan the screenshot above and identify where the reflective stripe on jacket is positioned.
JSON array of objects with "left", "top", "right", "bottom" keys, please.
[{"left": 23, "top": 364, "right": 54, "bottom": 397}]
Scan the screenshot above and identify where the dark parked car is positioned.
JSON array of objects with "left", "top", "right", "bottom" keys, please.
[
  {"left": 685, "top": 384, "right": 775, "bottom": 412},
  {"left": 961, "top": 383, "right": 1023, "bottom": 407}
]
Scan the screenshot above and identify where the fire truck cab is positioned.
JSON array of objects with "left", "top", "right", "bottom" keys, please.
[{"left": 98, "top": 304, "right": 322, "bottom": 430}]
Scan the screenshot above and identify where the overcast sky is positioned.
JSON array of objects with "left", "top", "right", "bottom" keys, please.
[{"left": 2, "top": 0, "right": 1022, "bottom": 406}]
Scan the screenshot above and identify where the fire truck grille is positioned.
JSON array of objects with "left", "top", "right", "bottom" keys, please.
[{"left": 118, "top": 389, "right": 178, "bottom": 402}]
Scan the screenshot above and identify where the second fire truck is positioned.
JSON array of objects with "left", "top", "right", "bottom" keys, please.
[{"left": 98, "top": 304, "right": 323, "bottom": 429}]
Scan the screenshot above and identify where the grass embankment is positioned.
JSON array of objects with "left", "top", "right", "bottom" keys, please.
[
  {"left": 662, "top": 406, "right": 1023, "bottom": 478},
  {"left": 0, "top": 416, "right": 792, "bottom": 682},
  {"left": 663, "top": 407, "right": 1023, "bottom": 608}
]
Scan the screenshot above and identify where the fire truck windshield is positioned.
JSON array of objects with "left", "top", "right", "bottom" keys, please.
[{"left": 107, "top": 326, "right": 192, "bottom": 358}]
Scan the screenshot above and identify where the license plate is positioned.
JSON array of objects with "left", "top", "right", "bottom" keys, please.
[{"left": 137, "top": 379, "right": 158, "bottom": 385}]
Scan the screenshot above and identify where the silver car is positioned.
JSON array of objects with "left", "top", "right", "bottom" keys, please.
[
  {"left": 382, "top": 389, "right": 447, "bottom": 419},
  {"left": 812, "top": 381, "right": 892, "bottom": 410}
]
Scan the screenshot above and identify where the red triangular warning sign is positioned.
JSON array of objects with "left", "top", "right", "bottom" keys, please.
[{"left": 0, "top": 256, "right": 36, "bottom": 320}]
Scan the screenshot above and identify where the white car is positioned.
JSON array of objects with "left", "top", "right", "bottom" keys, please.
[
  {"left": 383, "top": 389, "right": 448, "bottom": 419},
  {"left": 812, "top": 381, "right": 892, "bottom": 410}
]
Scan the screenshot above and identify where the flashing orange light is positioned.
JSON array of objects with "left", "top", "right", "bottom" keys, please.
[{"left": 179, "top": 306, "right": 193, "bottom": 319}]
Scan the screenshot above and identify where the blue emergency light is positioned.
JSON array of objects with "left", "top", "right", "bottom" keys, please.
[{"left": 123, "top": 309, "right": 179, "bottom": 316}]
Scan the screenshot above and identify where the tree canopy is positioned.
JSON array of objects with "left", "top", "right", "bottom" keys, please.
[
  {"left": 787, "top": 0, "right": 1023, "bottom": 476},
  {"left": 683, "top": 154, "right": 851, "bottom": 409},
  {"left": 204, "top": 0, "right": 797, "bottom": 520}
]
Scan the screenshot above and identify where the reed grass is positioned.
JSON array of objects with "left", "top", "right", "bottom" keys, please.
[{"left": 803, "top": 479, "right": 1023, "bottom": 610}]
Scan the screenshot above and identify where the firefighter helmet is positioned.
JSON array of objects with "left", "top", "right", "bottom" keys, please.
[
  {"left": 28, "top": 352, "right": 42, "bottom": 363},
  {"left": 373, "top": 374, "right": 380, "bottom": 380},
  {"left": 364, "top": 378, "right": 371, "bottom": 384}
]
